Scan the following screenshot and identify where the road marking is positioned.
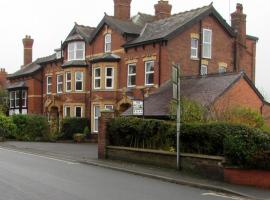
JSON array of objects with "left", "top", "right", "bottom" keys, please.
[
  {"left": 202, "top": 192, "right": 248, "bottom": 200},
  {"left": 0, "top": 147, "right": 78, "bottom": 165}
]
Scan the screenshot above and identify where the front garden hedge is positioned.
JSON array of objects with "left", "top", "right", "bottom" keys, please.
[
  {"left": 61, "top": 118, "right": 89, "bottom": 140},
  {"left": 107, "top": 117, "right": 270, "bottom": 169}
]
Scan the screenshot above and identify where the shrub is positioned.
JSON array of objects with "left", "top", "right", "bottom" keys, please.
[
  {"left": 12, "top": 115, "right": 50, "bottom": 141},
  {"left": 0, "top": 114, "right": 16, "bottom": 138},
  {"left": 83, "top": 126, "right": 90, "bottom": 136},
  {"left": 73, "top": 133, "right": 86, "bottom": 143},
  {"left": 61, "top": 118, "right": 89, "bottom": 140}
]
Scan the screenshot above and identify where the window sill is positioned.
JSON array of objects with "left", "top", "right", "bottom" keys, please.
[{"left": 190, "top": 57, "right": 199, "bottom": 61}]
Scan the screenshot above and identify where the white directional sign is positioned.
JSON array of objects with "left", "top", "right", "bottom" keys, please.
[{"left": 133, "top": 100, "right": 144, "bottom": 116}]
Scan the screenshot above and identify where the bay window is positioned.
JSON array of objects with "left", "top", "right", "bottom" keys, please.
[
  {"left": 22, "top": 90, "right": 27, "bottom": 107},
  {"left": 94, "top": 68, "right": 101, "bottom": 89},
  {"left": 65, "top": 72, "right": 72, "bottom": 92},
  {"left": 68, "top": 41, "right": 85, "bottom": 61},
  {"left": 9, "top": 91, "right": 15, "bottom": 108},
  {"left": 75, "top": 72, "right": 83, "bottom": 91},
  {"left": 105, "top": 67, "right": 114, "bottom": 89},
  {"left": 127, "top": 64, "right": 136, "bottom": 87},
  {"left": 145, "top": 61, "right": 154, "bottom": 86}
]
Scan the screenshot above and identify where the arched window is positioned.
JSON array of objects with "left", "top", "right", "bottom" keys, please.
[{"left": 104, "top": 34, "right": 112, "bottom": 53}]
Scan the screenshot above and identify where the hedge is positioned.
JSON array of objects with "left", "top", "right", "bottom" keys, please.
[
  {"left": 61, "top": 118, "right": 89, "bottom": 140},
  {"left": 107, "top": 117, "right": 270, "bottom": 169},
  {"left": 0, "top": 114, "right": 16, "bottom": 138},
  {"left": 11, "top": 115, "right": 50, "bottom": 141}
]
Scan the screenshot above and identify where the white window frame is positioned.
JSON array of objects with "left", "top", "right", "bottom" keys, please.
[
  {"left": 127, "top": 63, "right": 136, "bottom": 88},
  {"left": 64, "top": 106, "right": 71, "bottom": 118},
  {"left": 145, "top": 61, "right": 155, "bottom": 86},
  {"left": 191, "top": 38, "right": 199, "bottom": 59},
  {"left": 9, "top": 91, "right": 15, "bottom": 108},
  {"left": 93, "top": 105, "right": 100, "bottom": 133},
  {"left": 75, "top": 106, "right": 83, "bottom": 118},
  {"left": 104, "top": 33, "right": 112, "bottom": 53},
  {"left": 105, "top": 67, "right": 114, "bottom": 89},
  {"left": 57, "top": 74, "right": 63, "bottom": 94},
  {"left": 47, "top": 76, "right": 52, "bottom": 94},
  {"left": 202, "top": 29, "right": 212, "bottom": 59},
  {"left": 201, "top": 65, "right": 208, "bottom": 76},
  {"left": 105, "top": 105, "right": 114, "bottom": 111},
  {"left": 68, "top": 41, "right": 85, "bottom": 61},
  {"left": 15, "top": 91, "right": 20, "bottom": 108},
  {"left": 75, "top": 71, "right": 84, "bottom": 92},
  {"left": 22, "top": 90, "right": 27, "bottom": 108},
  {"left": 65, "top": 72, "right": 72, "bottom": 92},
  {"left": 94, "top": 68, "right": 101, "bottom": 90}
]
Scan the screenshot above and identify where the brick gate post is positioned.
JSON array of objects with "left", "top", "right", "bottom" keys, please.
[{"left": 98, "top": 110, "right": 115, "bottom": 159}]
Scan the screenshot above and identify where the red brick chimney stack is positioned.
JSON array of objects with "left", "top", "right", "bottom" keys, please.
[
  {"left": 113, "top": 0, "right": 132, "bottom": 20},
  {"left": 22, "top": 35, "right": 34, "bottom": 67},
  {"left": 154, "top": 0, "right": 172, "bottom": 20},
  {"left": 231, "top": 3, "right": 246, "bottom": 46},
  {"left": 0, "top": 68, "right": 7, "bottom": 89}
]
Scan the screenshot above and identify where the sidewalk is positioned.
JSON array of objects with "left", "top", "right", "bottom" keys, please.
[{"left": 1, "top": 141, "right": 270, "bottom": 200}]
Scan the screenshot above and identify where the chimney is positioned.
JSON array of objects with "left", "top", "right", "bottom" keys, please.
[
  {"left": 231, "top": 3, "right": 246, "bottom": 45},
  {"left": 0, "top": 68, "right": 7, "bottom": 89},
  {"left": 154, "top": 0, "right": 172, "bottom": 20},
  {"left": 22, "top": 35, "right": 34, "bottom": 67},
  {"left": 113, "top": 0, "right": 132, "bottom": 20}
]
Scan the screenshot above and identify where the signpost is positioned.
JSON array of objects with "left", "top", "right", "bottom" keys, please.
[
  {"left": 132, "top": 100, "right": 144, "bottom": 116},
  {"left": 172, "top": 64, "right": 181, "bottom": 170}
]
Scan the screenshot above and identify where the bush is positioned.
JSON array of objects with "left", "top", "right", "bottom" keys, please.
[
  {"left": 107, "top": 117, "right": 270, "bottom": 169},
  {"left": 0, "top": 114, "right": 16, "bottom": 138},
  {"left": 12, "top": 115, "right": 50, "bottom": 141},
  {"left": 61, "top": 118, "right": 89, "bottom": 140},
  {"left": 73, "top": 133, "right": 86, "bottom": 143}
]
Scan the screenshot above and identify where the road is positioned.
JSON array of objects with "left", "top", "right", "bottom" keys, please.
[{"left": 0, "top": 147, "right": 246, "bottom": 200}]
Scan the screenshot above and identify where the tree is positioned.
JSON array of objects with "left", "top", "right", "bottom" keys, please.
[{"left": 0, "top": 89, "right": 8, "bottom": 115}]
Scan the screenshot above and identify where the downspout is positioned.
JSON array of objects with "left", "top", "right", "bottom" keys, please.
[
  {"left": 158, "top": 42, "right": 162, "bottom": 87},
  {"left": 199, "top": 20, "right": 203, "bottom": 74}
]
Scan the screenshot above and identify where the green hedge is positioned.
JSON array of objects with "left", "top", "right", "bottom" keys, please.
[
  {"left": 61, "top": 118, "right": 89, "bottom": 140},
  {"left": 107, "top": 117, "right": 270, "bottom": 169},
  {"left": 0, "top": 114, "right": 16, "bottom": 138},
  {"left": 11, "top": 115, "right": 50, "bottom": 141}
]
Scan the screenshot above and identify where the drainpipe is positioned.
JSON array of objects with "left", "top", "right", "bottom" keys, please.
[
  {"left": 158, "top": 42, "right": 162, "bottom": 87},
  {"left": 199, "top": 20, "right": 202, "bottom": 75}
]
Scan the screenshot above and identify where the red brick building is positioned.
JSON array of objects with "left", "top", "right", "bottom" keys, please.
[{"left": 7, "top": 0, "right": 270, "bottom": 132}]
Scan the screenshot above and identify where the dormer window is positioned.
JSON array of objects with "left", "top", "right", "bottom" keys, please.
[
  {"left": 68, "top": 41, "right": 85, "bottom": 61},
  {"left": 104, "top": 34, "right": 112, "bottom": 53}
]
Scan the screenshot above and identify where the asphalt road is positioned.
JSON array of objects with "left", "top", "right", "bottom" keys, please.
[{"left": 0, "top": 147, "right": 246, "bottom": 200}]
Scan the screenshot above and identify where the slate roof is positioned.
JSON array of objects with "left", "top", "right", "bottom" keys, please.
[
  {"left": 122, "top": 72, "right": 263, "bottom": 117},
  {"left": 7, "top": 81, "right": 27, "bottom": 90},
  {"left": 62, "top": 60, "right": 88, "bottom": 67},
  {"left": 89, "top": 53, "right": 121, "bottom": 63},
  {"left": 124, "top": 4, "right": 235, "bottom": 47},
  {"left": 131, "top": 12, "right": 155, "bottom": 27},
  {"left": 8, "top": 54, "right": 57, "bottom": 79}
]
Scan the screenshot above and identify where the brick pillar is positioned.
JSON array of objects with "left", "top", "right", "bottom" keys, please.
[{"left": 98, "top": 110, "right": 115, "bottom": 159}]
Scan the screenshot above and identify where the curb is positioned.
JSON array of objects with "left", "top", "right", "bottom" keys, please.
[{"left": 79, "top": 160, "right": 261, "bottom": 200}]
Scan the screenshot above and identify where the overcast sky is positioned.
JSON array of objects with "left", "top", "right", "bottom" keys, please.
[{"left": 0, "top": 0, "right": 269, "bottom": 100}]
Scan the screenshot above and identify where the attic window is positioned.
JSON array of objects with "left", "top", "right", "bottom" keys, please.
[
  {"left": 104, "top": 34, "right": 112, "bottom": 53},
  {"left": 68, "top": 41, "right": 85, "bottom": 61}
]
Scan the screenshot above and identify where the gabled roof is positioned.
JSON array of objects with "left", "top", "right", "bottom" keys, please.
[
  {"left": 124, "top": 4, "right": 235, "bottom": 48},
  {"left": 8, "top": 54, "right": 57, "bottom": 79},
  {"left": 89, "top": 15, "right": 143, "bottom": 43},
  {"left": 122, "top": 72, "right": 264, "bottom": 117},
  {"left": 64, "top": 23, "right": 96, "bottom": 44}
]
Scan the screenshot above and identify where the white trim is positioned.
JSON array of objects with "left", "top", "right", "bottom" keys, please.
[
  {"left": 67, "top": 41, "right": 85, "bottom": 61},
  {"left": 104, "top": 33, "right": 112, "bottom": 53},
  {"left": 65, "top": 72, "right": 72, "bottom": 92},
  {"left": 105, "top": 67, "right": 114, "bottom": 89},
  {"left": 64, "top": 106, "right": 71, "bottom": 118},
  {"left": 191, "top": 38, "right": 199, "bottom": 59},
  {"left": 93, "top": 68, "right": 101, "bottom": 90},
  {"left": 9, "top": 91, "right": 15, "bottom": 108},
  {"left": 105, "top": 105, "right": 114, "bottom": 111},
  {"left": 47, "top": 76, "right": 52, "bottom": 94},
  {"left": 145, "top": 61, "right": 155, "bottom": 86},
  {"left": 202, "top": 28, "right": 212, "bottom": 59},
  {"left": 93, "top": 105, "right": 100, "bottom": 133},
  {"left": 75, "top": 71, "right": 84, "bottom": 92},
  {"left": 127, "top": 63, "right": 136, "bottom": 88},
  {"left": 57, "top": 74, "right": 63, "bottom": 94},
  {"left": 22, "top": 90, "right": 27, "bottom": 108},
  {"left": 74, "top": 106, "right": 83, "bottom": 118}
]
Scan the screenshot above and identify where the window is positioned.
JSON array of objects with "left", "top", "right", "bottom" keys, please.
[
  {"left": 191, "top": 38, "right": 199, "bottom": 59},
  {"left": 93, "top": 105, "right": 100, "bottom": 133},
  {"left": 57, "top": 75, "right": 63, "bottom": 94},
  {"left": 145, "top": 61, "right": 154, "bottom": 86},
  {"left": 9, "top": 91, "right": 15, "bottom": 108},
  {"left": 202, "top": 29, "right": 212, "bottom": 59},
  {"left": 22, "top": 90, "right": 27, "bottom": 107},
  {"left": 127, "top": 64, "right": 136, "bottom": 87},
  {"left": 104, "top": 34, "right": 112, "bottom": 53},
  {"left": 15, "top": 91, "right": 20, "bottom": 108},
  {"left": 201, "top": 65, "right": 208, "bottom": 76},
  {"left": 105, "top": 105, "right": 114, "bottom": 111},
  {"left": 47, "top": 76, "right": 52, "bottom": 94},
  {"left": 219, "top": 65, "right": 227, "bottom": 74},
  {"left": 75, "top": 106, "right": 83, "bottom": 118},
  {"left": 75, "top": 72, "right": 83, "bottom": 91},
  {"left": 65, "top": 72, "right": 72, "bottom": 92},
  {"left": 94, "top": 68, "right": 101, "bottom": 89},
  {"left": 64, "top": 106, "right": 71, "bottom": 118},
  {"left": 105, "top": 67, "right": 114, "bottom": 89},
  {"left": 68, "top": 41, "right": 85, "bottom": 61}
]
